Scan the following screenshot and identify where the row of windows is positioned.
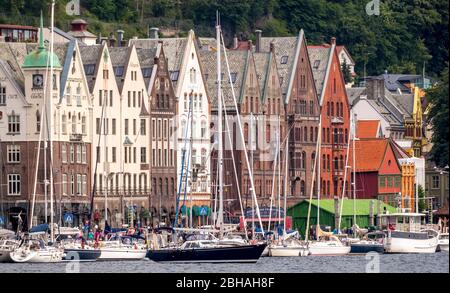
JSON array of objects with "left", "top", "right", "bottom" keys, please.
[
  {"left": 95, "top": 146, "right": 147, "bottom": 164},
  {"left": 293, "top": 100, "right": 315, "bottom": 116},
  {"left": 95, "top": 118, "right": 147, "bottom": 136},
  {"left": 96, "top": 173, "right": 149, "bottom": 194},
  {"left": 293, "top": 127, "right": 319, "bottom": 143},
  {"left": 152, "top": 118, "right": 174, "bottom": 140},
  {"left": 326, "top": 101, "right": 345, "bottom": 118},
  {"left": 62, "top": 174, "right": 88, "bottom": 196},
  {"left": 127, "top": 90, "right": 143, "bottom": 108},
  {"left": 322, "top": 127, "right": 348, "bottom": 144},
  {"left": 98, "top": 90, "right": 114, "bottom": 107},
  {"left": 62, "top": 113, "right": 87, "bottom": 135},
  {"left": 152, "top": 149, "right": 175, "bottom": 167},
  {"left": 65, "top": 85, "right": 83, "bottom": 106},
  {"left": 183, "top": 93, "right": 203, "bottom": 112},
  {"left": 378, "top": 176, "right": 401, "bottom": 188},
  {"left": 61, "top": 144, "right": 88, "bottom": 164},
  {"left": 152, "top": 177, "right": 176, "bottom": 197},
  {"left": 180, "top": 119, "right": 207, "bottom": 139}
]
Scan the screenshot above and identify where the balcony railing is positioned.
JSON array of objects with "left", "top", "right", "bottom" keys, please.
[{"left": 331, "top": 116, "right": 344, "bottom": 124}]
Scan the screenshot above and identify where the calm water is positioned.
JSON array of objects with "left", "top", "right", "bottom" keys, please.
[{"left": 0, "top": 251, "right": 448, "bottom": 273}]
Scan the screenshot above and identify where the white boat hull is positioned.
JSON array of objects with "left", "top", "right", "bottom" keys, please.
[
  {"left": 269, "top": 246, "right": 309, "bottom": 257},
  {"left": 385, "top": 236, "right": 438, "bottom": 254},
  {"left": 10, "top": 248, "right": 64, "bottom": 263},
  {"left": 438, "top": 240, "right": 449, "bottom": 252},
  {"left": 308, "top": 242, "right": 351, "bottom": 256},
  {"left": 98, "top": 248, "right": 147, "bottom": 260}
]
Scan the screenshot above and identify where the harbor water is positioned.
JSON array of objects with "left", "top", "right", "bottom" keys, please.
[{"left": 0, "top": 251, "right": 448, "bottom": 273}]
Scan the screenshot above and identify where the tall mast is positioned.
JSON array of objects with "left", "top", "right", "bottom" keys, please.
[
  {"left": 49, "top": 0, "right": 56, "bottom": 242},
  {"left": 216, "top": 13, "right": 224, "bottom": 239},
  {"left": 316, "top": 119, "right": 322, "bottom": 233},
  {"left": 352, "top": 112, "right": 357, "bottom": 226},
  {"left": 283, "top": 127, "right": 288, "bottom": 237}
]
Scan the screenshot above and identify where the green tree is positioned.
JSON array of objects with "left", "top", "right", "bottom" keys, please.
[
  {"left": 426, "top": 65, "right": 449, "bottom": 167},
  {"left": 418, "top": 185, "right": 426, "bottom": 212},
  {"left": 341, "top": 59, "right": 352, "bottom": 85}
]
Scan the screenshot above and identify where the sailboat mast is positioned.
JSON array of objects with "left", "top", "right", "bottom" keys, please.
[
  {"left": 283, "top": 127, "right": 288, "bottom": 237},
  {"left": 216, "top": 15, "right": 224, "bottom": 239},
  {"left": 49, "top": 0, "right": 56, "bottom": 242},
  {"left": 352, "top": 112, "right": 357, "bottom": 227},
  {"left": 316, "top": 121, "right": 321, "bottom": 232}
]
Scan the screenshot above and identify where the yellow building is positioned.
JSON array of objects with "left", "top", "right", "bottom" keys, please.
[
  {"left": 404, "top": 86, "right": 426, "bottom": 157},
  {"left": 401, "top": 162, "right": 416, "bottom": 211}
]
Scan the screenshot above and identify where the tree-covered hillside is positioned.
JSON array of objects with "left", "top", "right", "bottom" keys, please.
[{"left": 0, "top": 0, "right": 448, "bottom": 79}]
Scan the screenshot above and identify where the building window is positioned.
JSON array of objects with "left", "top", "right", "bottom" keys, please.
[
  {"left": 281, "top": 56, "right": 288, "bottom": 64},
  {"left": 77, "top": 174, "right": 82, "bottom": 196},
  {"left": 70, "top": 145, "right": 75, "bottom": 163},
  {"left": 7, "top": 145, "right": 20, "bottom": 163},
  {"left": 190, "top": 68, "right": 197, "bottom": 84},
  {"left": 378, "top": 176, "right": 385, "bottom": 188},
  {"left": 141, "top": 147, "right": 147, "bottom": 163},
  {"left": 61, "top": 144, "right": 67, "bottom": 163},
  {"left": 201, "top": 121, "right": 207, "bottom": 138},
  {"left": 112, "top": 119, "right": 116, "bottom": 135},
  {"left": 71, "top": 174, "right": 75, "bottom": 195},
  {"left": 72, "top": 115, "right": 76, "bottom": 134},
  {"left": 0, "top": 84, "right": 6, "bottom": 105},
  {"left": 112, "top": 147, "right": 117, "bottom": 163},
  {"left": 81, "top": 116, "right": 87, "bottom": 135},
  {"left": 125, "top": 119, "right": 129, "bottom": 135},
  {"left": 82, "top": 145, "right": 87, "bottom": 164},
  {"left": 76, "top": 87, "right": 81, "bottom": 106},
  {"left": 76, "top": 145, "right": 82, "bottom": 164},
  {"left": 8, "top": 174, "right": 21, "bottom": 196},
  {"left": 82, "top": 175, "right": 87, "bottom": 195},
  {"left": 7, "top": 113, "right": 20, "bottom": 134},
  {"left": 432, "top": 175, "right": 440, "bottom": 189},
  {"left": 62, "top": 174, "right": 68, "bottom": 195},
  {"left": 62, "top": 115, "right": 67, "bottom": 134}
]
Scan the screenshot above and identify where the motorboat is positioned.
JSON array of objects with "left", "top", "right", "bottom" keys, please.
[
  {"left": 382, "top": 213, "right": 438, "bottom": 254},
  {"left": 437, "top": 233, "right": 449, "bottom": 252},
  {"left": 147, "top": 239, "right": 267, "bottom": 263},
  {"left": 308, "top": 226, "right": 350, "bottom": 256},
  {"left": 97, "top": 235, "right": 147, "bottom": 261},
  {"left": 56, "top": 227, "right": 101, "bottom": 262}
]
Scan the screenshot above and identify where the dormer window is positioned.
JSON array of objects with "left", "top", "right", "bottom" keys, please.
[
  {"left": 142, "top": 67, "right": 152, "bottom": 78},
  {"left": 281, "top": 56, "right": 289, "bottom": 64},
  {"left": 114, "top": 66, "right": 124, "bottom": 77},
  {"left": 190, "top": 68, "right": 197, "bottom": 84},
  {"left": 313, "top": 60, "right": 320, "bottom": 69},
  {"left": 230, "top": 72, "right": 238, "bottom": 83},
  {"left": 84, "top": 64, "right": 95, "bottom": 75},
  {"left": 170, "top": 70, "right": 179, "bottom": 82}
]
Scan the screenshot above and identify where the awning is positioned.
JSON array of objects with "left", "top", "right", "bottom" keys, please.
[{"left": 180, "top": 205, "right": 190, "bottom": 215}]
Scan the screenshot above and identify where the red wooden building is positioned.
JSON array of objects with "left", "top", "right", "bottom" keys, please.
[
  {"left": 350, "top": 138, "right": 402, "bottom": 207},
  {"left": 308, "top": 38, "right": 351, "bottom": 199}
]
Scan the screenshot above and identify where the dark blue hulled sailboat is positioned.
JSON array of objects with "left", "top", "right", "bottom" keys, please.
[{"left": 147, "top": 15, "right": 266, "bottom": 263}]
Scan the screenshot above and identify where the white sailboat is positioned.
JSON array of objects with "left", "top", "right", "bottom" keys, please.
[
  {"left": 11, "top": 3, "right": 64, "bottom": 263},
  {"left": 305, "top": 117, "right": 350, "bottom": 256},
  {"left": 269, "top": 130, "right": 309, "bottom": 257}
]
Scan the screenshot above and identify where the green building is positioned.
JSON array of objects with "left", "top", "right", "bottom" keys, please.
[{"left": 287, "top": 199, "right": 397, "bottom": 236}]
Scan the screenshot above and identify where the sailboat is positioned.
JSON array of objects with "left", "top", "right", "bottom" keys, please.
[
  {"left": 306, "top": 117, "right": 350, "bottom": 256},
  {"left": 147, "top": 15, "right": 266, "bottom": 263},
  {"left": 269, "top": 126, "right": 309, "bottom": 257},
  {"left": 11, "top": 4, "right": 64, "bottom": 263}
]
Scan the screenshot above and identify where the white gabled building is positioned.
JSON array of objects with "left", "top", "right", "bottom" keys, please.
[{"left": 130, "top": 30, "right": 212, "bottom": 214}]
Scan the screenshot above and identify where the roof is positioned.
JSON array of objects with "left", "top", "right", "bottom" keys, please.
[
  {"left": 68, "top": 30, "right": 97, "bottom": 39},
  {"left": 79, "top": 44, "right": 104, "bottom": 92},
  {"left": 109, "top": 46, "right": 133, "bottom": 93},
  {"left": 336, "top": 45, "right": 355, "bottom": 65},
  {"left": 349, "top": 138, "right": 390, "bottom": 172},
  {"left": 365, "top": 99, "right": 404, "bottom": 127},
  {"left": 259, "top": 36, "right": 298, "bottom": 96},
  {"left": 346, "top": 87, "right": 366, "bottom": 106},
  {"left": 199, "top": 49, "right": 248, "bottom": 110},
  {"left": 129, "top": 37, "right": 188, "bottom": 89},
  {"left": 252, "top": 52, "right": 271, "bottom": 101},
  {"left": 0, "top": 42, "right": 27, "bottom": 92},
  {"left": 136, "top": 47, "right": 158, "bottom": 88},
  {"left": 307, "top": 44, "right": 333, "bottom": 103},
  {"left": 289, "top": 199, "right": 397, "bottom": 216},
  {"left": 378, "top": 74, "right": 423, "bottom": 92},
  {"left": 356, "top": 120, "right": 381, "bottom": 139},
  {"left": 390, "top": 139, "right": 411, "bottom": 159},
  {"left": 0, "top": 24, "right": 37, "bottom": 30}
]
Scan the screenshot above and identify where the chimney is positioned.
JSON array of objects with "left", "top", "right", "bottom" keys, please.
[
  {"left": 149, "top": 27, "right": 159, "bottom": 39},
  {"left": 233, "top": 35, "right": 238, "bottom": 50},
  {"left": 117, "top": 30, "right": 124, "bottom": 47},
  {"left": 331, "top": 37, "right": 336, "bottom": 45},
  {"left": 269, "top": 42, "right": 275, "bottom": 53},
  {"left": 108, "top": 33, "right": 116, "bottom": 47},
  {"left": 255, "top": 30, "right": 262, "bottom": 53},
  {"left": 97, "top": 32, "right": 102, "bottom": 44}
]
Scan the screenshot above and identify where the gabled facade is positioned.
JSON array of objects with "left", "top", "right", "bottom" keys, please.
[
  {"left": 308, "top": 38, "right": 351, "bottom": 200},
  {"left": 137, "top": 43, "right": 178, "bottom": 226}
]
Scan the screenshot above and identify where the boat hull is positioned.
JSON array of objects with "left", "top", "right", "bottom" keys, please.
[
  {"left": 0, "top": 250, "right": 13, "bottom": 263},
  {"left": 63, "top": 249, "right": 101, "bottom": 262},
  {"left": 10, "top": 248, "right": 63, "bottom": 263},
  {"left": 269, "top": 246, "right": 309, "bottom": 257},
  {"left": 308, "top": 242, "right": 351, "bottom": 256},
  {"left": 98, "top": 249, "right": 147, "bottom": 261},
  {"left": 147, "top": 244, "right": 267, "bottom": 263},
  {"left": 350, "top": 243, "right": 384, "bottom": 254},
  {"left": 385, "top": 232, "right": 438, "bottom": 254}
]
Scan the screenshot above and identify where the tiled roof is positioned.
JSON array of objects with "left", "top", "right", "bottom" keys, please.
[
  {"left": 0, "top": 43, "right": 27, "bottom": 92},
  {"left": 259, "top": 36, "right": 298, "bottom": 95},
  {"left": 307, "top": 45, "right": 333, "bottom": 102},
  {"left": 366, "top": 99, "right": 403, "bottom": 127},
  {"left": 79, "top": 44, "right": 104, "bottom": 92},
  {"left": 136, "top": 47, "right": 158, "bottom": 88},
  {"left": 197, "top": 37, "right": 217, "bottom": 51},
  {"left": 356, "top": 120, "right": 381, "bottom": 139},
  {"left": 129, "top": 37, "right": 188, "bottom": 89},
  {"left": 346, "top": 87, "right": 366, "bottom": 106},
  {"left": 349, "top": 138, "right": 389, "bottom": 172},
  {"left": 199, "top": 49, "right": 248, "bottom": 110},
  {"left": 252, "top": 52, "right": 270, "bottom": 101},
  {"left": 379, "top": 74, "right": 423, "bottom": 92},
  {"left": 389, "top": 92, "right": 414, "bottom": 117},
  {"left": 109, "top": 46, "right": 132, "bottom": 93}
]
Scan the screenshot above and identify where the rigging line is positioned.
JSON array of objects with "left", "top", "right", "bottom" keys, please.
[
  {"left": 30, "top": 32, "right": 52, "bottom": 229},
  {"left": 173, "top": 90, "right": 194, "bottom": 228},
  {"left": 305, "top": 115, "right": 322, "bottom": 242},
  {"left": 338, "top": 117, "right": 352, "bottom": 231},
  {"left": 268, "top": 120, "right": 280, "bottom": 233},
  {"left": 89, "top": 83, "right": 108, "bottom": 223},
  {"left": 222, "top": 90, "right": 248, "bottom": 240},
  {"left": 220, "top": 32, "right": 264, "bottom": 234}
]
